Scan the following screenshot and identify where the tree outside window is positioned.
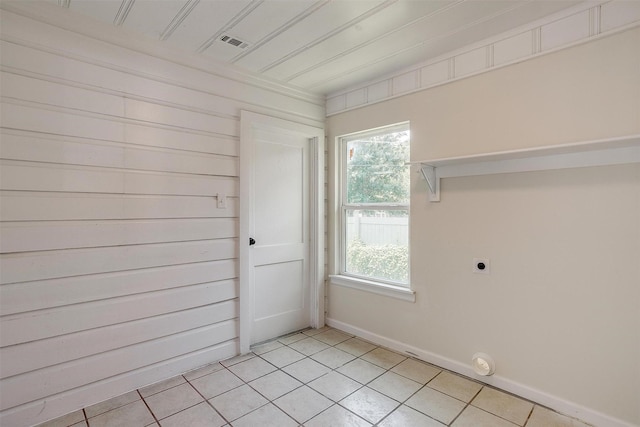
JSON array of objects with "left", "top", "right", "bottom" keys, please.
[{"left": 341, "top": 123, "right": 410, "bottom": 285}]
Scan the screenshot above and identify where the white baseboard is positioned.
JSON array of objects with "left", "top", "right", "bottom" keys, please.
[
  {"left": 0, "top": 341, "right": 237, "bottom": 427},
  {"left": 326, "top": 318, "right": 636, "bottom": 427}
]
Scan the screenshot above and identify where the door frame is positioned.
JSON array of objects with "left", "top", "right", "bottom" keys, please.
[{"left": 239, "top": 111, "right": 325, "bottom": 354}]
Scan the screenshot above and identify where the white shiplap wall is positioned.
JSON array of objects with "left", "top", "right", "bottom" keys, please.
[{"left": 0, "top": 4, "right": 324, "bottom": 426}]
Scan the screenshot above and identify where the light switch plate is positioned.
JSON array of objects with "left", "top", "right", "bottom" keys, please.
[{"left": 217, "top": 193, "right": 227, "bottom": 209}]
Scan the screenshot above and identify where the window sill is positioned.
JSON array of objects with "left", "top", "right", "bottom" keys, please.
[{"left": 329, "top": 275, "right": 416, "bottom": 302}]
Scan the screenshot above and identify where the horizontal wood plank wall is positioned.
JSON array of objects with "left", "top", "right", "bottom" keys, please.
[{"left": 0, "top": 6, "right": 324, "bottom": 426}]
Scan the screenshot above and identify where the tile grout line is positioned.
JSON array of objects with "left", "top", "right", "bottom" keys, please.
[
  {"left": 217, "top": 349, "right": 336, "bottom": 425},
  {"left": 373, "top": 370, "right": 445, "bottom": 426},
  {"left": 137, "top": 389, "right": 160, "bottom": 426},
  {"left": 468, "top": 383, "right": 541, "bottom": 426},
  {"left": 184, "top": 372, "right": 233, "bottom": 426},
  {"left": 143, "top": 374, "right": 225, "bottom": 426},
  {"left": 202, "top": 341, "right": 526, "bottom": 427},
  {"left": 276, "top": 332, "right": 384, "bottom": 425},
  {"left": 252, "top": 345, "right": 319, "bottom": 424},
  {"left": 522, "top": 404, "right": 536, "bottom": 427},
  {"left": 446, "top": 385, "right": 484, "bottom": 426},
  {"left": 285, "top": 334, "right": 415, "bottom": 426},
  {"left": 241, "top": 351, "right": 306, "bottom": 424},
  {"left": 409, "top": 371, "right": 453, "bottom": 425},
  {"left": 49, "top": 327, "right": 587, "bottom": 427}
]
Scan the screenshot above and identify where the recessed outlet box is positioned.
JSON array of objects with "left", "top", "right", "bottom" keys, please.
[{"left": 473, "top": 258, "right": 490, "bottom": 274}]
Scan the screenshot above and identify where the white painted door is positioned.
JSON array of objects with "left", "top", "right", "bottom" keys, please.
[{"left": 240, "top": 112, "right": 324, "bottom": 348}]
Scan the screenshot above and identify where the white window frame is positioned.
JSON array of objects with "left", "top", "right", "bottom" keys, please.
[{"left": 330, "top": 123, "right": 415, "bottom": 302}]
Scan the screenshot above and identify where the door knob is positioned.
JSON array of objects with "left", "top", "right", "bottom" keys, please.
[{"left": 249, "top": 238, "right": 256, "bottom": 246}]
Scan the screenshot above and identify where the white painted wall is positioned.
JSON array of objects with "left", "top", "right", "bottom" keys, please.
[
  {"left": 0, "top": 3, "right": 324, "bottom": 426},
  {"left": 327, "top": 0, "right": 640, "bottom": 116},
  {"left": 327, "top": 28, "right": 640, "bottom": 427}
]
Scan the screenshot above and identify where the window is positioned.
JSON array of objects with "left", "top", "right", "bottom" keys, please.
[{"left": 337, "top": 122, "right": 410, "bottom": 291}]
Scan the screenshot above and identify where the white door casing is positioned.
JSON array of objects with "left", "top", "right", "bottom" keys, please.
[{"left": 240, "top": 111, "right": 324, "bottom": 352}]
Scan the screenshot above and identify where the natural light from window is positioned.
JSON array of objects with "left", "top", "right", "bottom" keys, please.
[{"left": 341, "top": 123, "right": 410, "bottom": 286}]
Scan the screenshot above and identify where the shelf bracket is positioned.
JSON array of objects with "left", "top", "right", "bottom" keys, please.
[{"left": 420, "top": 165, "right": 440, "bottom": 202}]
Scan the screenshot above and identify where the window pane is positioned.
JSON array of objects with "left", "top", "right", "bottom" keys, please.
[
  {"left": 345, "top": 209, "right": 408, "bottom": 284},
  {"left": 346, "top": 128, "right": 410, "bottom": 204}
]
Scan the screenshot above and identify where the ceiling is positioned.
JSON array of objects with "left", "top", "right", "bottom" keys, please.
[{"left": 46, "top": 0, "right": 583, "bottom": 95}]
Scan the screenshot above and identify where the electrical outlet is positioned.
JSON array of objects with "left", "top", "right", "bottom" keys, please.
[{"left": 473, "top": 258, "right": 490, "bottom": 274}]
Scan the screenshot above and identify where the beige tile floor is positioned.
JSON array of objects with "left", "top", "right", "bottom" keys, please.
[{"left": 38, "top": 327, "right": 593, "bottom": 427}]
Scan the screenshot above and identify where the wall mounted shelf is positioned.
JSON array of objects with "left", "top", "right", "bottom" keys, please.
[{"left": 409, "top": 134, "right": 640, "bottom": 202}]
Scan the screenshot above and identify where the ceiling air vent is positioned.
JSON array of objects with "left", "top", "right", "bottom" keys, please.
[{"left": 220, "top": 34, "right": 249, "bottom": 49}]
